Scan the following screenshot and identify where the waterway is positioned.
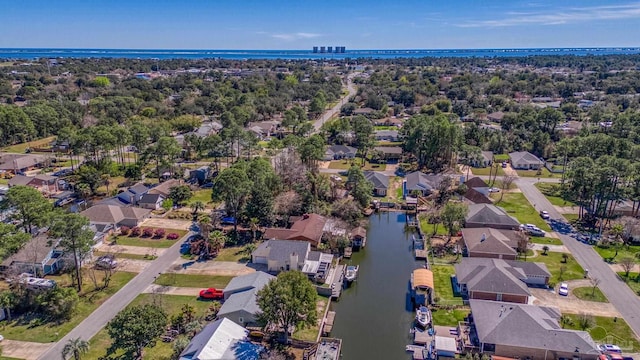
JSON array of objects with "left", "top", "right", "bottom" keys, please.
[{"left": 331, "top": 212, "right": 423, "bottom": 360}]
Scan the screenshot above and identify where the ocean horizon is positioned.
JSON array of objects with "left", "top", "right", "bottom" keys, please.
[{"left": 1, "top": 47, "right": 640, "bottom": 60}]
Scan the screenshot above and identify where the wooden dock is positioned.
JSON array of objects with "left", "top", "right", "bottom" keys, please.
[
  {"left": 322, "top": 311, "right": 336, "bottom": 336},
  {"left": 331, "top": 265, "right": 344, "bottom": 299},
  {"left": 415, "top": 249, "right": 428, "bottom": 259}
]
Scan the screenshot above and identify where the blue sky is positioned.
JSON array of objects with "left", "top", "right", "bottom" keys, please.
[{"left": 1, "top": 0, "right": 639, "bottom": 49}]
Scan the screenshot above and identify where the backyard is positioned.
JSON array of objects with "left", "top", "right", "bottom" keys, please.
[
  {"left": 534, "top": 182, "right": 576, "bottom": 207},
  {"left": 492, "top": 192, "right": 552, "bottom": 231},
  {"left": 186, "top": 189, "right": 214, "bottom": 206},
  {"left": 155, "top": 273, "right": 233, "bottom": 289},
  {"left": 292, "top": 296, "right": 329, "bottom": 342},
  {"left": 564, "top": 314, "right": 640, "bottom": 352},
  {"left": 431, "top": 307, "right": 469, "bottom": 327},
  {"left": 1, "top": 272, "right": 135, "bottom": 343},
  {"left": 215, "top": 244, "right": 253, "bottom": 262},
  {"left": 432, "top": 265, "right": 464, "bottom": 306},
  {"left": 527, "top": 251, "right": 584, "bottom": 284}
]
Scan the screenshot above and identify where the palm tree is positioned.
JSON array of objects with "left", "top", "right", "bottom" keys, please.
[
  {"left": 207, "top": 230, "right": 226, "bottom": 257},
  {"left": 191, "top": 201, "right": 205, "bottom": 215},
  {"left": 61, "top": 337, "right": 89, "bottom": 360},
  {"left": 249, "top": 217, "right": 260, "bottom": 242},
  {"left": 101, "top": 174, "right": 111, "bottom": 195},
  {"left": 542, "top": 245, "right": 550, "bottom": 255},
  {"left": 198, "top": 215, "right": 212, "bottom": 239}
]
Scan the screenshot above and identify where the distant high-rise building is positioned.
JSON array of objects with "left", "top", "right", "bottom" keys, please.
[
  {"left": 313, "top": 46, "right": 318, "bottom": 53},
  {"left": 320, "top": 46, "right": 326, "bottom": 53},
  {"left": 340, "top": 46, "right": 346, "bottom": 53},
  {"left": 327, "top": 46, "right": 333, "bottom": 53}
]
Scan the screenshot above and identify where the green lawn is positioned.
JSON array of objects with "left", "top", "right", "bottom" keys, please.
[
  {"left": 494, "top": 154, "right": 510, "bottom": 162},
  {"left": 564, "top": 213, "right": 579, "bottom": 222},
  {"left": 530, "top": 236, "right": 563, "bottom": 246},
  {"left": 155, "top": 273, "right": 233, "bottom": 288},
  {"left": 97, "top": 176, "right": 127, "bottom": 193},
  {"left": 432, "top": 265, "right": 464, "bottom": 305},
  {"left": 528, "top": 251, "right": 584, "bottom": 284},
  {"left": 111, "top": 229, "right": 187, "bottom": 248},
  {"left": 516, "top": 167, "right": 555, "bottom": 178},
  {"left": 470, "top": 166, "right": 505, "bottom": 177},
  {"left": 2, "top": 136, "right": 56, "bottom": 153},
  {"left": 572, "top": 287, "right": 609, "bottom": 302},
  {"left": 84, "top": 294, "right": 216, "bottom": 360},
  {"left": 493, "top": 192, "right": 551, "bottom": 231},
  {"left": 395, "top": 186, "right": 403, "bottom": 199},
  {"left": 617, "top": 272, "right": 640, "bottom": 295},
  {"left": 419, "top": 217, "right": 448, "bottom": 236},
  {"left": 292, "top": 296, "right": 329, "bottom": 342},
  {"left": 594, "top": 244, "right": 640, "bottom": 263},
  {"left": 564, "top": 314, "right": 640, "bottom": 352},
  {"left": 327, "top": 158, "right": 386, "bottom": 171},
  {"left": 431, "top": 307, "right": 469, "bottom": 327},
  {"left": 534, "top": 183, "right": 576, "bottom": 207},
  {"left": 216, "top": 245, "right": 252, "bottom": 262},
  {"left": 186, "top": 189, "right": 213, "bottom": 206},
  {"left": 93, "top": 250, "right": 157, "bottom": 261},
  {"left": 1, "top": 272, "right": 135, "bottom": 343}
]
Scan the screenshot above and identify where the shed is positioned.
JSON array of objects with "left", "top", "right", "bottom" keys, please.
[{"left": 434, "top": 336, "right": 457, "bottom": 357}]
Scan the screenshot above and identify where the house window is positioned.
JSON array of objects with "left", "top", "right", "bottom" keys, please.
[{"left": 496, "top": 293, "right": 502, "bottom": 301}]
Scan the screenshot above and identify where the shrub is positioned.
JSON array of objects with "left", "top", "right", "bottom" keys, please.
[
  {"left": 154, "top": 228, "right": 166, "bottom": 239},
  {"left": 130, "top": 227, "right": 141, "bottom": 237},
  {"left": 142, "top": 228, "right": 154, "bottom": 237},
  {"left": 120, "top": 226, "right": 130, "bottom": 236},
  {"left": 167, "top": 233, "right": 180, "bottom": 240}
]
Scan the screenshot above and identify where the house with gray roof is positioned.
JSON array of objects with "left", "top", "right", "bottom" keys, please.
[
  {"left": 461, "top": 228, "right": 519, "bottom": 260},
  {"left": 471, "top": 151, "right": 493, "bottom": 168},
  {"left": 179, "top": 317, "right": 263, "bottom": 360},
  {"left": 324, "top": 145, "right": 357, "bottom": 161},
  {"left": 373, "top": 146, "right": 403, "bottom": 161},
  {"left": 364, "top": 171, "right": 389, "bottom": 196},
  {"left": 252, "top": 240, "right": 333, "bottom": 282},
  {"left": 1, "top": 233, "right": 65, "bottom": 276},
  {"left": 138, "top": 193, "right": 164, "bottom": 210},
  {"left": 467, "top": 300, "right": 599, "bottom": 359},
  {"left": 465, "top": 204, "right": 520, "bottom": 230},
  {"left": 509, "top": 151, "right": 544, "bottom": 170},
  {"left": 218, "top": 272, "right": 275, "bottom": 327},
  {"left": 374, "top": 129, "right": 399, "bottom": 142},
  {"left": 454, "top": 258, "right": 550, "bottom": 304},
  {"left": 403, "top": 172, "right": 447, "bottom": 198},
  {"left": 80, "top": 204, "right": 151, "bottom": 230}
]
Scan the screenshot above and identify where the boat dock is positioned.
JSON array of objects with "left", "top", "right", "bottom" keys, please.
[
  {"left": 413, "top": 235, "right": 427, "bottom": 259},
  {"left": 331, "top": 265, "right": 344, "bottom": 299},
  {"left": 343, "top": 247, "right": 352, "bottom": 258},
  {"left": 322, "top": 311, "right": 336, "bottom": 336},
  {"left": 405, "top": 344, "right": 427, "bottom": 360}
]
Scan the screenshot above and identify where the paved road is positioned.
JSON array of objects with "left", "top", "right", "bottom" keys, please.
[
  {"left": 311, "top": 74, "right": 357, "bottom": 132},
  {"left": 517, "top": 179, "right": 640, "bottom": 338},
  {"left": 38, "top": 231, "right": 194, "bottom": 360}
]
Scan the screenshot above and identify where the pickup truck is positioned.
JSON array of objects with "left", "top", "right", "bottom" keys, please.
[{"left": 199, "top": 288, "right": 224, "bottom": 300}]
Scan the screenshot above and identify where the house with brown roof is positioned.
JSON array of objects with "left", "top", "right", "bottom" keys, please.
[
  {"left": 8, "top": 174, "right": 62, "bottom": 196},
  {"left": 80, "top": 204, "right": 151, "bottom": 230},
  {"left": 486, "top": 111, "right": 505, "bottom": 122},
  {"left": 461, "top": 228, "right": 520, "bottom": 260},
  {"left": 0, "top": 153, "right": 50, "bottom": 173},
  {"left": 262, "top": 214, "right": 328, "bottom": 247},
  {"left": 148, "top": 179, "right": 181, "bottom": 197}
]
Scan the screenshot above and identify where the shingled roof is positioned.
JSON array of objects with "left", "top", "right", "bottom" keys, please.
[
  {"left": 461, "top": 228, "right": 518, "bottom": 257},
  {"left": 465, "top": 204, "right": 520, "bottom": 229}
]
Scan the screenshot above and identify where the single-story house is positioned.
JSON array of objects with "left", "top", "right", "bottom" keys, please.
[
  {"left": 463, "top": 188, "right": 493, "bottom": 205},
  {"left": 217, "top": 271, "right": 275, "bottom": 327},
  {"left": 324, "top": 145, "right": 357, "bottom": 161},
  {"left": 509, "top": 151, "right": 544, "bottom": 170},
  {"left": 190, "top": 166, "right": 211, "bottom": 184},
  {"left": 374, "top": 130, "right": 399, "bottom": 142},
  {"left": 465, "top": 204, "right": 520, "bottom": 230},
  {"left": 1, "top": 233, "right": 64, "bottom": 276},
  {"left": 0, "top": 153, "right": 50, "bottom": 173},
  {"left": 179, "top": 318, "right": 263, "bottom": 360},
  {"left": 138, "top": 193, "right": 165, "bottom": 210},
  {"left": 403, "top": 172, "right": 447, "bottom": 198},
  {"left": 487, "top": 111, "right": 505, "bottom": 122},
  {"left": 116, "top": 183, "right": 150, "bottom": 205},
  {"left": 246, "top": 121, "right": 279, "bottom": 139},
  {"left": 193, "top": 121, "right": 223, "bottom": 138},
  {"left": 472, "top": 151, "right": 493, "bottom": 168},
  {"left": 467, "top": 300, "right": 599, "bottom": 359},
  {"left": 461, "top": 228, "right": 520, "bottom": 260},
  {"left": 352, "top": 107, "right": 375, "bottom": 116},
  {"left": 262, "top": 213, "right": 327, "bottom": 247},
  {"left": 455, "top": 258, "right": 550, "bottom": 304},
  {"left": 364, "top": 171, "right": 389, "bottom": 196},
  {"left": 373, "top": 146, "right": 403, "bottom": 161},
  {"left": 148, "top": 179, "right": 181, "bottom": 197},
  {"left": 8, "top": 174, "right": 61, "bottom": 195},
  {"left": 252, "top": 240, "right": 333, "bottom": 281},
  {"left": 80, "top": 204, "right": 151, "bottom": 230}
]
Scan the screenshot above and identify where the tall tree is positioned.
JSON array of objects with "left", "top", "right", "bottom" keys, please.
[
  {"left": 61, "top": 338, "right": 90, "bottom": 360},
  {"left": 107, "top": 304, "right": 168, "bottom": 360},
  {"left": 441, "top": 202, "right": 468, "bottom": 239},
  {"left": 49, "top": 213, "right": 94, "bottom": 292},
  {"left": 256, "top": 271, "right": 317, "bottom": 343},
  {"left": 0, "top": 223, "right": 31, "bottom": 259},
  {"left": 401, "top": 114, "right": 461, "bottom": 171},
  {"left": 347, "top": 165, "right": 373, "bottom": 207},
  {"left": 3, "top": 185, "right": 52, "bottom": 233},
  {"left": 212, "top": 167, "right": 251, "bottom": 233}
]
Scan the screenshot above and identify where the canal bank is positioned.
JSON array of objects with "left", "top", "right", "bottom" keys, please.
[{"left": 331, "top": 212, "right": 423, "bottom": 360}]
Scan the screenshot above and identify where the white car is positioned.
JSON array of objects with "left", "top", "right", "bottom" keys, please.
[
  {"left": 488, "top": 187, "right": 501, "bottom": 193},
  {"left": 558, "top": 283, "right": 569, "bottom": 296},
  {"left": 539, "top": 210, "right": 550, "bottom": 220}
]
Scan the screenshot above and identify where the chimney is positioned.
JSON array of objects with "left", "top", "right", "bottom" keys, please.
[{"left": 480, "top": 233, "right": 486, "bottom": 242}]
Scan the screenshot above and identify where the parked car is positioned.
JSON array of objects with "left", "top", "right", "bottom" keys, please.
[
  {"left": 539, "top": 210, "right": 550, "bottom": 220},
  {"left": 528, "top": 229, "right": 546, "bottom": 237},
  {"left": 95, "top": 255, "right": 118, "bottom": 269},
  {"left": 501, "top": 162, "right": 508, "bottom": 168},
  {"left": 488, "top": 187, "right": 500, "bottom": 193},
  {"left": 520, "top": 224, "right": 540, "bottom": 232},
  {"left": 599, "top": 344, "right": 622, "bottom": 354},
  {"left": 558, "top": 283, "right": 569, "bottom": 296},
  {"left": 199, "top": 288, "right": 224, "bottom": 300}
]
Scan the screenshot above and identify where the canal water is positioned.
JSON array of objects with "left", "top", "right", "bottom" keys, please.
[{"left": 331, "top": 212, "right": 423, "bottom": 360}]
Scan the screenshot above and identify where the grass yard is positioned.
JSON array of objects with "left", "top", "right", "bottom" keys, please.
[
  {"left": 292, "top": 296, "right": 329, "bottom": 342},
  {"left": 516, "top": 167, "right": 555, "bottom": 178},
  {"left": 564, "top": 314, "right": 640, "bottom": 352},
  {"left": 431, "top": 307, "right": 469, "bottom": 327},
  {"left": 186, "top": 189, "right": 213, "bottom": 206},
  {"left": 572, "top": 287, "right": 609, "bottom": 303},
  {"left": 155, "top": 273, "right": 233, "bottom": 288},
  {"left": 530, "top": 236, "right": 564, "bottom": 246},
  {"left": 470, "top": 166, "right": 505, "bottom": 177},
  {"left": 83, "top": 294, "right": 216, "bottom": 360},
  {"left": 494, "top": 154, "right": 510, "bottom": 162},
  {"left": 327, "top": 158, "right": 386, "bottom": 171},
  {"left": 93, "top": 250, "right": 156, "bottom": 261},
  {"left": 97, "top": 176, "right": 127, "bottom": 193},
  {"left": 215, "top": 244, "right": 253, "bottom": 262},
  {"left": 617, "top": 272, "right": 640, "bottom": 295},
  {"left": 2, "top": 136, "right": 56, "bottom": 153},
  {"left": 534, "top": 182, "right": 576, "bottom": 207},
  {"left": 594, "top": 244, "right": 640, "bottom": 263},
  {"left": 419, "top": 217, "right": 448, "bottom": 236},
  {"left": 432, "top": 265, "right": 464, "bottom": 305},
  {"left": 493, "top": 192, "right": 551, "bottom": 231},
  {"left": 528, "top": 251, "right": 584, "bottom": 284},
  {"left": 1, "top": 271, "right": 135, "bottom": 343},
  {"left": 110, "top": 228, "right": 187, "bottom": 248}
]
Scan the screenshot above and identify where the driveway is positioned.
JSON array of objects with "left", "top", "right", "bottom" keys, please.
[
  {"left": 139, "top": 218, "right": 192, "bottom": 230},
  {"left": 530, "top": 285, "right": 620, "bottom": 317},
  {"left": 2, "top": 340, "right": 51, "bottom": 360},
  {"left": 517, "top": 178, "right": 640, "bottom": 337},
  {"left": 143, "top": 284, "right": 201, "bottom": 296},
  {"left": 37, "top": 231, "right": 195, "bottom": 360},
  {"left": 113, "top": 259, "right": 153, "bottom": 273},
  {"left": 166, "top": 259, "right": 257, "bottom": 277}
]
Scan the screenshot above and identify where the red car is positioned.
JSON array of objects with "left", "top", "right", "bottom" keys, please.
[{"left": 199, "top": 288, "right": 224, "bottom": 300}]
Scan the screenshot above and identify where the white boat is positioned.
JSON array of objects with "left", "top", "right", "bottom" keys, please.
[
  {"left": 415, "top": 306, "right": 431, "bottom": 328},
  {"left": 345, "top": 265, "right": 358, "bottom": 283}
]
